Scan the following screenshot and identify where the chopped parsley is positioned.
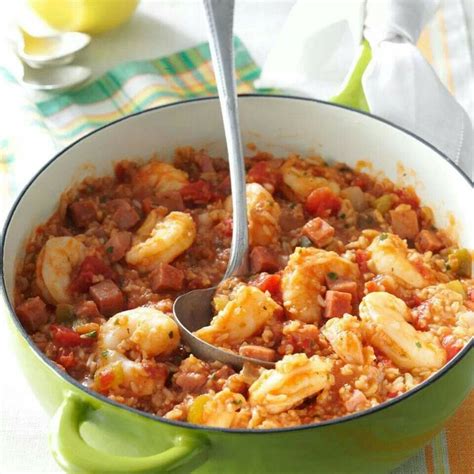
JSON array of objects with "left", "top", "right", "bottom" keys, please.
[
  {"left": 106, "top": 246, "right": 114, "bottom": 254},
  {"left": 300, "top": 236, "right": 313, "bottom": 248},
  {"left": 416, "top": 342, "right": 422, "bottom": 349},
  {"left": 339, "top": 213, "right": 346, "bottom": 219},
  {"left": 82, "top": 330, "right": 97, "bottom": 339},
  {"left": 327, "top": 272, "right": 338, "bottom": 281},
  {"left": 101, "top": 350, "right": 109, "bottom": 358},
  {"left": 379, "top": 233, "right": 388, "bottom": 241}
]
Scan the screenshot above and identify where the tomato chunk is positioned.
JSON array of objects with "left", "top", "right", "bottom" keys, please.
[
  {"left": 50, "top": 325, "right": 95, "bottom": 347},
  {"left": 355, "top": 249, "right": 370, "bottom": 273},
  {"left": 305, "top": 187, "right": 341, "bottom": 217},
  {"left": 180, "top": 180, "right": 213, "bottom": 204},
  {"left": 247, "top": 161, "right": 280, "bottom": 189},
  {"left": 441, "top": 335, "right": 462, "bottom": 361},
  {"left": 251, "top": 273, "right": 282, "bottom": 303},
  {"left": 70, "top": 256, "right": 115, "bottom": 294}
]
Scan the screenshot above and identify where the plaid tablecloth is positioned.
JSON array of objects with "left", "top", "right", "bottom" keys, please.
[{"left": 0, "top": 2, "right": 472, "bottom": 472}]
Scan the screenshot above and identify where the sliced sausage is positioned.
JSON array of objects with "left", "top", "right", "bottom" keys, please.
[
  {"left": 107, "top": 199, "right": 140, "bottom": 230},
  {"left": 279, "top": 204, "right": 305, "bottom": 232},
  {"left": 16, "top": 296, "right": 50, "bottom": 332},
  {"left": 250, "top": 246, "right": 280, "bottom": 273},
  {"left": 74, "top": 300, "right": 101, "bottom": 320},
  {"left": 324, "top": 290, "right": 352, "bottom": 319},
  {"left": 68, "top": 199, "right": 97, "bottom": 228},
  {"left": 303, "top": 217, "right": 335, "bottom": 247},
  {"left": 415, "top": 230, "right": 443, "bottom": 253},
  {"left": 239, "top": 345, "right": 277, "bottom": 362},
  {"left": 326, "top": 278, "right": 358, "bottom": 304},
  {"left": 151, "top": 263, "right": 184, "bottom": 292},
  {"left": 390, "top": 207, "right": 419, "bottom": 240},
  {"left": 89, "top": 279, "right": 124, "bottom": 317},
  {"left": 156, "top": 191, "right": 185, "bottom": 211},
  {"left": 105, "top": 231, "right": 131, "bottom": 262},
  {"left": 195, "top": 152, "right": 215, "bottom": 173}
]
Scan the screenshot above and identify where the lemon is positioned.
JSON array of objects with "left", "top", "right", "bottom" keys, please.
[{"left": 28, "top": 0, "right": 139, "bottom": 35}]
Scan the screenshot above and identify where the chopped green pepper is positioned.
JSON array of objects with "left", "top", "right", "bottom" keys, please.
[
  {"left": 55, "top": 304, "right": 74, "bottom": 323},
  {"left": 445, "top": 280, "right": 466, "bottom": 297},
  {"left": 188, "top": 394, "right": 211, "bottom": 424},
  {"left": 452, "top": 248, "right": 472, "bottom": 277},
  {"left": 327, "top": 272, "right": 338, "bottom": 281},
  {"left": 373, "top": 194, "right": 393, "bottom": 215},
  {"left": 300, "top": 236, "right": 313, "bottom": 247}
]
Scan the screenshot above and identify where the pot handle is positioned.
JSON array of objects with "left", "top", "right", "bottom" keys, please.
[
  {"left": 330, "top": 39, "right": 372, "bottom": 112},
  {"left": 50, "top": 393, "right": 207, "bottom": 474}
]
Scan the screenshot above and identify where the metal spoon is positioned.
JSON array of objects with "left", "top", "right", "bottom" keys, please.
[{"left": 173, "top": 0, "right": 274, "bottom": 369}]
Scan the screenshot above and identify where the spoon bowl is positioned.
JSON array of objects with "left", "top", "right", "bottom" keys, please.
[{"left": 174, "top": 287, "right": 275, "bottom": 368}]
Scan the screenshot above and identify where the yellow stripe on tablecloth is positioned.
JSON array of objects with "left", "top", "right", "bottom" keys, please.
[
  {"left": 436, "top": 10, "right": 455, "bottom": 94},
  {"left": 445, "top": 392, "right": 474, "bottom": 474},
  {"left": 417, "top": 28, "right": 434, "bottom": 64}
]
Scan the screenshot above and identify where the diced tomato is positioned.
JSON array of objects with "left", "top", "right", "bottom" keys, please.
[
  {"left": 180, "top": 180, "right": 213, "bottom": 204},
  {"left": 216, "top": 175, "right": 231, "bottom": 196},
  {"left": 247, "top": 161, "right": 281, "bottom": 189},
  {"left": 403, "top": 294, "right": 423, "bottom": 309},
  {"left": 56, "top": 350, "right": 76, "bottom": 369},
  {"left": 251, "top": 273, "right": 282, "bottom": 303},
  {"left": 387, "top": 392, "right": 398, "bottom": 399},
  {"left": 50, "top": 325, "right": 95, "bottom": 347},
  {"left": 365, "top": 281, "right": 379, "bottom": 293},
  {"left": 97, "top": 369, "right": 115, "bottom": 391},
  {"left": 222, "top": 218, "right": 233, "bottom": 237},
  {"left": 394, "top": 187, "right": 420, "bottom": 208},
  {"left": 441, "top": 335, "right": 462, "bottom": 361},
  {"left": 70, "top": 256, "right": 115, "bottom": 294},
  {"left": 114, "top": 162, "right": 133, "bottom": 183},
  {"left": 351, "top": 174, "right": 371, "bottom": 191},
  {"left": 305, "top": 187, "right": 342, "bottom": 217},
  {"left": 141, "top": 196, "right": 155, "bottom": 214},
  {"left": 355, "top": 249, "right": 370, "bottom": 273}
]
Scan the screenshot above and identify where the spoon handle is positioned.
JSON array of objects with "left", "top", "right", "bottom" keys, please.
[{"left": 203, "top": 0, "right": 249, "bottom": 278}]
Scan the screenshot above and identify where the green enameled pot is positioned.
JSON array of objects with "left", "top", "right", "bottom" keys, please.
[{"left": 1, "top": 95, "right": 473, "bottom": 474}]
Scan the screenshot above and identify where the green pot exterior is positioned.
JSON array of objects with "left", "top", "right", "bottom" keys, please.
[{"left": 6, "top": 311, "right": 473, "bottom": 474}]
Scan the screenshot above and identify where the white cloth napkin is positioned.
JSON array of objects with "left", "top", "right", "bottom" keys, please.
[{"left": 256, "top": 0, "right": 473, "bottom": 179}]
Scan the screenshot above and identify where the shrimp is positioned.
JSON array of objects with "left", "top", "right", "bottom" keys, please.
[
  {"left": 359, "top": 292, "right": 446, "bottom": 369},
  {"left": 100, "top": 306, "right": 179, "bottom": 357},
  {"left": 322, "top": 314, "right": 365, "bottom": 365},
  {"left": 133, "top": 160, "right": 188, "bottom": 193},
  {"left": 243, "top": 183, "right": 281, "bottom": 247},
  {"left": 95, "top": 306, "right": 180, "bottom": 396},
  {"left": 281, "top": 247, "right": 359, "bottom": 323},
  {"left": 126, "top": 211, "right": 196, "bottom": 272},
  {"left": 36, "top": 236, "right": 86, "bottom": 304},
  {"left": 191, "top": 389, "right": 248, "bottom": 428},
  {"left": 368, "top": 233, "right": 428, "bottom": 288},
  {"left": 248, "top": 353, "right": 333, "bottom": 414},
  {"left": 246, "top": 182, "right": 281, "bottom": 247},
  {"left": 280, "top": 157, "right": 340, "bottom": 201},
  {"left": 195, "top": 285, "right": 281, "bottom": 346}
]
